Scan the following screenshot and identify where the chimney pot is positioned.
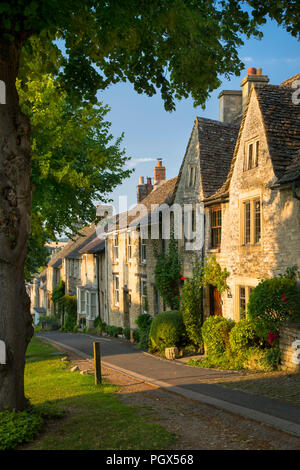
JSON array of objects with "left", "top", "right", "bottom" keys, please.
[
  {"left": 256, "top": 68, "right": 262, "bottom": 76},
  {"left": 147, "top": 177, "right": 152, "bottom": 185},
  {"left": 248, "top": 67, "right": 257, "bottom": 75},
  {"left": 153, "top": 159, "right": 166, "bottom": 187},
  {"left": 138, "top": 176, "right": 144, "bottom": 185}
]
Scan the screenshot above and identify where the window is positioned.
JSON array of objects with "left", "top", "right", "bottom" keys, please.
[
  {"left": 90, "top": 293, "right": 97, "bottom": 319},
  {"left": 113, "top": 275, "right": 119, "bottom": 306},
  {"left": 244, "top": 201, "right": 251, "bottom": 245},
  {"left": 113, "top": 234, "right": 119, "bottom": 262},
  {"left": 239, "top": 286, "right": 246, "bottom": 319},
  {"left": 237, "top": 285, "right": 255, "bottom": 320},
  {"left": 79, "top": 289, "right": 86, "bottom": 314},
  {"left": 184, "top": 208, "right": 196, "bottom": 250},
  {"left": 254, "top": 199, "right": 261, "bottom": 244},
  {"left": 211, "top": 207, "right": 222, "bottom": 248},
  {"left": 241, "top": 197, "right": 262, "bottom": 246},
  {"left": 127, "top": 232, "right": 133, "bottom": 261},
  {"left": 140, "top": 237, "right": 146, "bottom": 264},
  {"left": 188, "top": 165, "right": 196, "bottom": 188},
  {"left": 140, "top": 279, "right": 147, "bottom": 314},
  {"left": 244, "top": 139, "right": 259, "bottom": 170}
]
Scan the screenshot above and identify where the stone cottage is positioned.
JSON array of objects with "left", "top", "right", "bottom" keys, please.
[{"left": 203, "top": 71, "right": 300, "bottom": 320}]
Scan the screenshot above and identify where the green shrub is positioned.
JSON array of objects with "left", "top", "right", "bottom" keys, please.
[
  {"left": 61, "top": 295, "right": 77, "bottom": 331},
  {"left": 0, "top": 409, "right": 43, "bottom": 450},
  {"left": 202, "top": 316, "right": 235, "bottom": 356},
  {"left": 248, "top": 277, "right": 300, "bottom": 340},
  {"left": 105, "top": 325, "right": 122, "bottom": 337},
  {"left": 94, "top": 317, "right": 103, "bottom": 330},
  {"left": 229, "top": 319, "right": 258, "bottom": 353},
  {"left": 132, "top": 329, "right": 140, "bottom": 343},
  {"left": 136, "top": 314, "right": 153, "bottom": 349},
  {"left": 39, "top": 315, "right": 60, "bottom": 331},
  {"left": 73, "top": 324, "right": 79, "bottom": 333},
  {"left": 123, "top": 327, "right": 131, "bottom": 341},
  {"left": 149, "top": 311, "right": 186, "bottom": 352},
  {"left": 82, "top": 326, "right": 88, "bottom": 334},
  {"left": 180, "top": 265, "right": 203, "bottom": 349},
  {"left": 260, "top": 347, "right": 281, "bottom": 371}
]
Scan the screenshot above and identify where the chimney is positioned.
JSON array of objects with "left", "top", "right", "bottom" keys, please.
[
  {"left": 241, "top": 67, "right": 269, "bottom": 112},
  {"left": 153, "top": 158, "right": 166, "bottom": 188},
  {"left": 218, "top": 90, "right": 242, "bottom": 124},
  {"left": 137, "top": 176, "right": 153, "bottom": 203}
]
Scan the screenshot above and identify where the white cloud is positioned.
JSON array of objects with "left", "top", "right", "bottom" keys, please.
[
  {"left": 126, "top": 157, "right": 157, "bottom": 168},
  {"left": 242, "top": 56, "right": 253, "bottom": 63}
]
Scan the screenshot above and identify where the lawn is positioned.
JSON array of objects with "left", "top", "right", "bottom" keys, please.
[{"left": 17, "top": 337, "right": 175, "bottom": 450}]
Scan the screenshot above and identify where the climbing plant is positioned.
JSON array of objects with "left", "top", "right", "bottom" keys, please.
[
  {"left": 154, "top": 234, "right": 181, "bottom": 310},
  {"left": 201, "top": 255, "right": 230, "bottom": 294},
  {"left": 180, "top": 261, "right": 203, "bottom": 349}
]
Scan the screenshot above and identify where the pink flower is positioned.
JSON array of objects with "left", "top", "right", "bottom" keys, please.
[
  {"left": 180, "top": 276, "right": 186, "bottom": 281},
  {"left": 268, "top": 332, "right": 278, "bottom": 344},
  {"left": 282, "top": 293, "right": 288, "bottom": 304}
]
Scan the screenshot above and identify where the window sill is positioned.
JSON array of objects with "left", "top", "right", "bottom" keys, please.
[{"left": 207, "top": 248, "right": 221, "bottom": 253}]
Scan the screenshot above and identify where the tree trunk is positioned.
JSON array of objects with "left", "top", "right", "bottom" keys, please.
[{"left": 0, "top": 37, "right": 33, "bottom": 410}]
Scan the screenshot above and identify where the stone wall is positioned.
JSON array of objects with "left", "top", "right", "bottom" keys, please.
[{"left": 279, "top": 323, "right": 300, "bottom": 372}]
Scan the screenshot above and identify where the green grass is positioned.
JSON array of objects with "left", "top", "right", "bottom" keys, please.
[{"left": 23, "top": 337, "right": 174, "bottom": 450}]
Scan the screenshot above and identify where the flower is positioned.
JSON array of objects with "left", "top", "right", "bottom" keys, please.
[
  {"left": 268, "top": 331, "right": 278, "bottom": 344},
  {"left": 281, "top": 293, "right": 288, "bottom": 304},
  {"left": 180, "top": 276, "right": 186, "bottom": 281}
]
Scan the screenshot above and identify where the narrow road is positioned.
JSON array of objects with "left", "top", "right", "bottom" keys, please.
[{"left": 38, "top": 331, "right": 300, "bottom": 437}]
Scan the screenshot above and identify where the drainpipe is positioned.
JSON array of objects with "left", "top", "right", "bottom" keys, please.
[{"left": 95, "top": 254, "right": 101, "bottom": 320}]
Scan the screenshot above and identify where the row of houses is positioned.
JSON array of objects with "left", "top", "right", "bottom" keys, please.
[{"left": 29, "top": 68, "right": 300, "bottom": 329}]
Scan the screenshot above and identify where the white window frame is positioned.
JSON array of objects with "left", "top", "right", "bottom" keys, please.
[
  {"left": 113, "top": 275, "right": 119, "bottom": 307},
  {"left": 140, "top": 279, "right": 148, "bottom": 314},
  {"left": 127, "top": 231, "right": 133, "bottom": 261},
  {"left": 140, "top": 237, "right": 146, "bottom": 264},
  {"left": 113, "top": 234, "right": 119, "bottom": 262}
]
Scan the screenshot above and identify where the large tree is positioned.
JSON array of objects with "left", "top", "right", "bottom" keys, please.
[
  {"left": 18, "top": 42, "right": 131, "bottom": 281},
  {"left": 0, "top": 0, "right": 299, "bottom": 411}
]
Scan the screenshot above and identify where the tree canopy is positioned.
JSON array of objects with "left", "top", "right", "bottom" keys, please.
[{"left": 2, "top": 1, "right": 299, "bottom": 113}]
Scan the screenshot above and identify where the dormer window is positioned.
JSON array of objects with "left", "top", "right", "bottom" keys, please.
[
  {"left": 187, "top": 165, "right": 196, "bottom": 188},
  {"left": 244, "top": 139, "right": 259, "bottom": 170}
]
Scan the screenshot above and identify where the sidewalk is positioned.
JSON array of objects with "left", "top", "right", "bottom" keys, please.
[{"left": 38, "top": 331, "right": 300, "bottom": 437}]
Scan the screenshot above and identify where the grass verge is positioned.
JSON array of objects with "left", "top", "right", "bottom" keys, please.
[{"left": 1, "top": 337, "right": 175, "bottom": 450}]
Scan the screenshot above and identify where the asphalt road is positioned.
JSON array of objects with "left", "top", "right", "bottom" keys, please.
[{"left": 38, "top": 331, "right": 300, "bottom": 436}]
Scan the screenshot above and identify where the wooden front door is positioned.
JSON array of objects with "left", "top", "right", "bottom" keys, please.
[
  {"left": 210, "top": 286, "right": 222, "bottom": 316},
  {"left": 123, "top": 287, "right": 130, "bottom": 328}
]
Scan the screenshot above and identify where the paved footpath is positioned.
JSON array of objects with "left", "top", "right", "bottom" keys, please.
[{"left": 38, "top": 331, "right": 300, "bottom": 437}]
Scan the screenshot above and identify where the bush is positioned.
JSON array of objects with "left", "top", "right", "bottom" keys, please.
[
  {"left": 180, "top": 267, "right": 203, "bottom": 349},
  {"left": 202, "top": 316, "right": 235, "bottom": 356},
  {"left": 105, "top": 325, "right": 123, "bottom": 337},
  {"left": 0, "top": 409, "right": 43, "bottom": 450},
  {"left": 136, "top": 314, "right": 153, "bottom": 349},
  {"left": 73, "top": 324, "right": 79, "bottom": 333},
  {"left": 61, "top": 295, "right": 77, "bottom": 331},
  {"left": 123, "top": 327, "right": 131, "bottom": 341},
  {"left": 39, "top": 315, "right": 60, "bottom": 331},
  {"left": 149, "top": 311, "right": 186, "bottom": 352},
  {"left": 132, "top": 329, "right": 140, "bottom": 343},
  {"left": 229, "top": 319, "right": 258, "bottom": 353},
  {"left": 94, "top": 317, "right": 103, "bottom": 330},
  {"left": 248, "top": 277, "right": 300, "bottom": 340}
]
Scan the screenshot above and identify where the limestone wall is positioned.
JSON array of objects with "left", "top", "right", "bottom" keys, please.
[{"left": 279, "top": 323, "right": 300, "bottom": 372}]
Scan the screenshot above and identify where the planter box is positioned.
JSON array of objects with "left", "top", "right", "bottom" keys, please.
[{"left": 165, "top": 347, "right": 179, "bottom": 360}]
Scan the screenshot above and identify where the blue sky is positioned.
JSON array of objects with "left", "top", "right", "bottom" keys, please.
[{"left": 97, "top": 19, "right": 300, "bottom": 211}]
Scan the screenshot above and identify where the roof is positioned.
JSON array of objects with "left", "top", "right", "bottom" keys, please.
[
  {"left": 79, "top": 237, "right": 105, "bottom": 254},
  {"left": 280, "top": 73, "right": 300, "bottom": 87},
  {"left": 196, "top": 118, "right": 239, "bottom": 197},
  {"left": 65, "top": 225, "right": 97, "bottom": 259},
  {"left": 104, "top": 177, "right": 178, "bottom": 234},
  {"left": 172, "top": 117, "right": 238, "bottom": 202},
  {"left": 47, "top": 225, "right": 96, "bottom": 268},
  {"left": 206, "top": 80, "right": 300, "bottom": 201},
  {"left": 256, "top": 84, "right": 300, "bottom": 181}
]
